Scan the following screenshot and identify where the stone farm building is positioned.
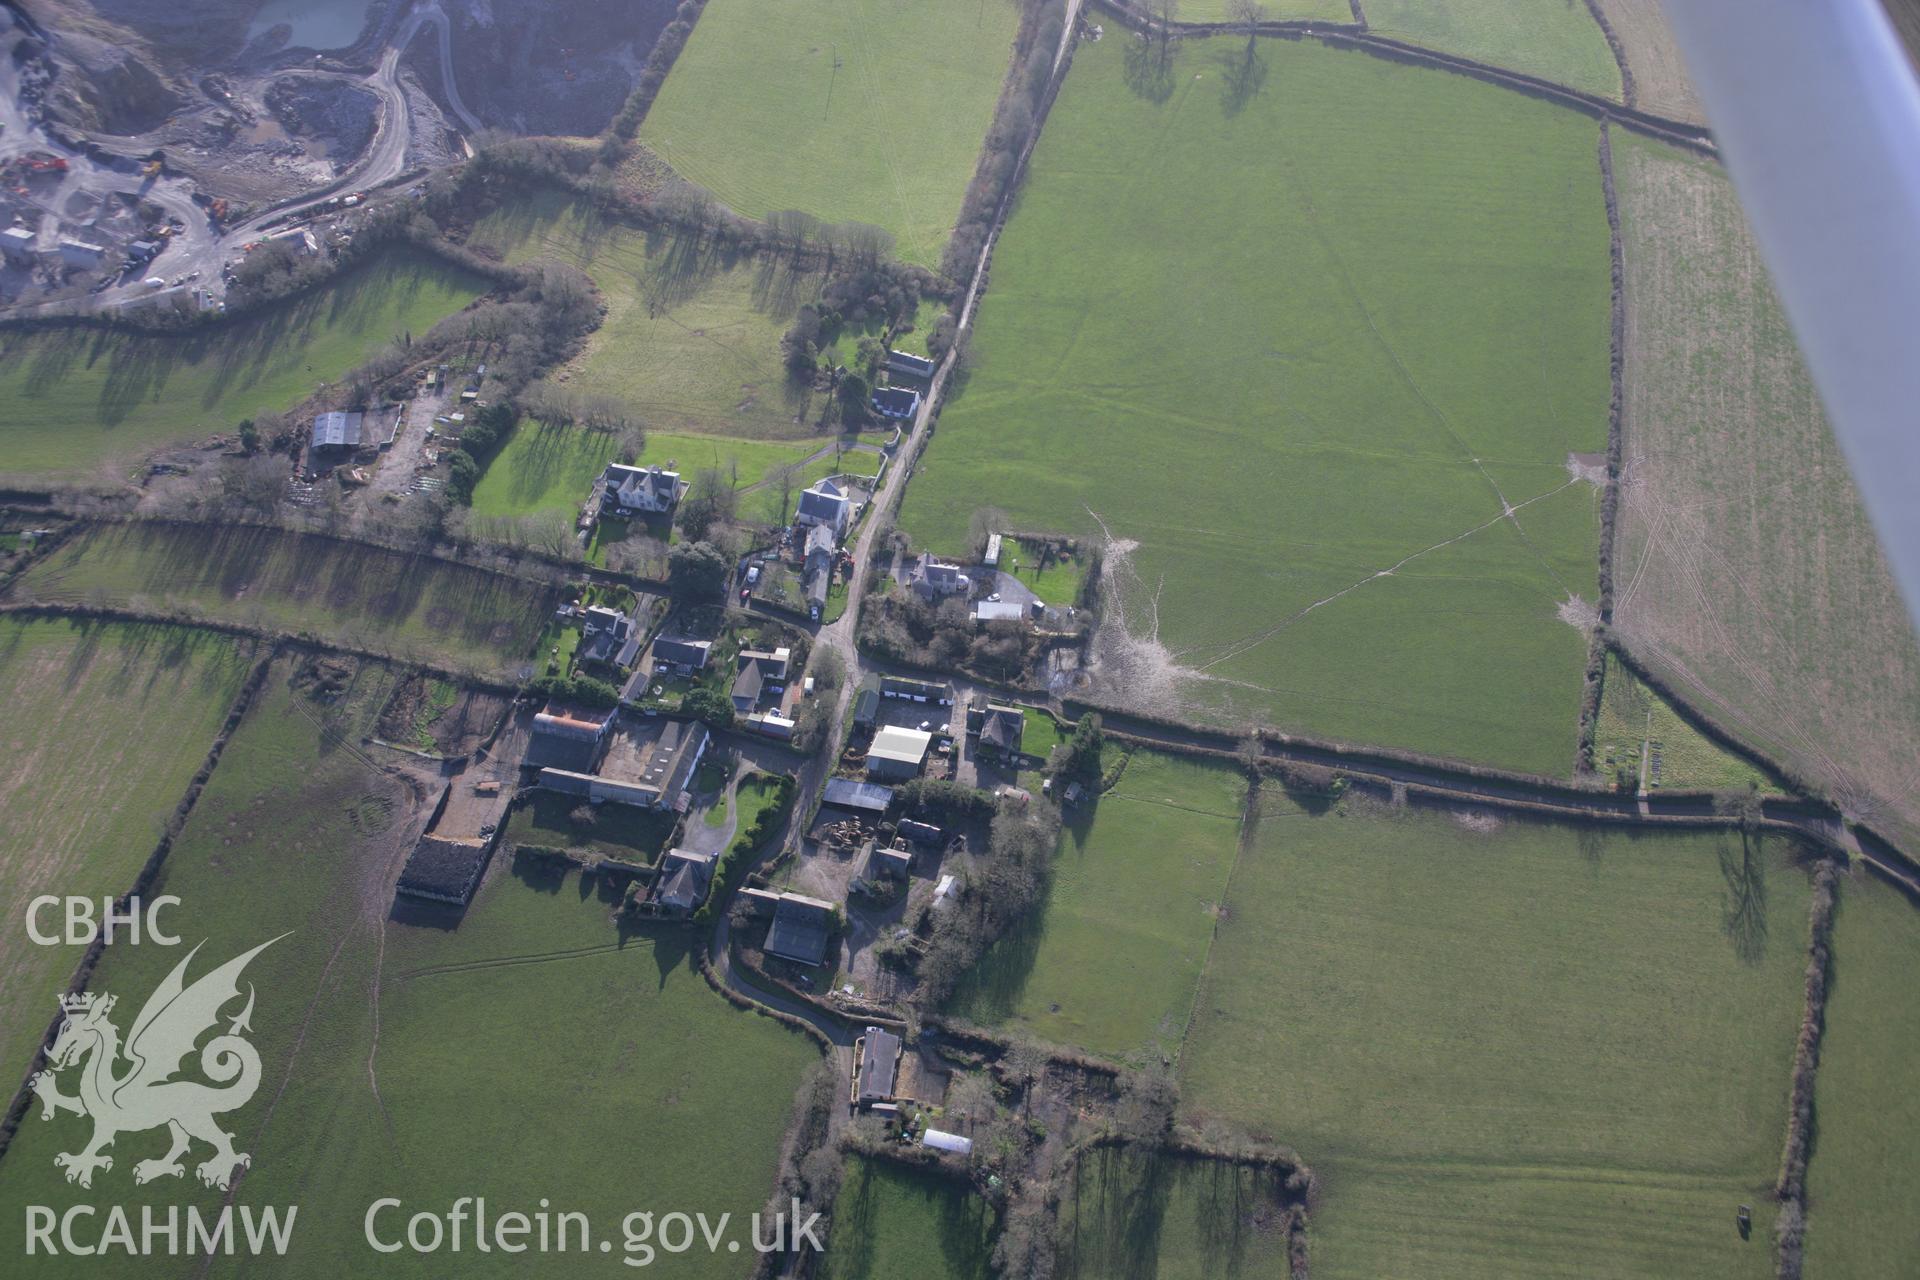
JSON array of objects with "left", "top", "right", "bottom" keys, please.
[
  {"left": 309, "top": 410, "right": 365, "bottom": 457},
  {"left": 765, "top": 893, "right": 836, "bottom": 967},
  {"left": 524, "top": 702, "right": 616, "bottom": 774},
  {"left": 538, "top": 718, "right": 711, "bottom": 813}
]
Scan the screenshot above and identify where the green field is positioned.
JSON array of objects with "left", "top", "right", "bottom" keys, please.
[
  {"left": 473, "top": 190, "right": 856, "bottom": 440},
  {"left": 0, "top": 653, "right": 818, "bottom": 1278},
  {"left": 1362, "top": 0, "right": 1623, "bottom": 98},
  {"left": 10, "top": 523, "right": 552, "bottom": 674},
  {"left": 1056, "top": 1146, "right": 1295, "bottom": 1279},
  {"left": 470, "top": 416, "right": 825, "bottom": 520},
  {"left": 640, "top": 0, "right": 1020, "bottom": 266},
  {"left": 822, "top": 1157, "right": 995, "bottom": 1280},
  {"left": 950, "top": 750, "right": 1245, "bottom": 1063},
  {"left": 504, "top": 789, "right": 678, "bottom": 862},
  {"left": 0, "top": 617, "right": 255, "bottom": 1088},
  {"left": 1179, "top": 0, "right": 1351, "bottom": 19},
  {"left": 0, "top": 252, "right": 487, "bottom": 478},
  {"left": 1180, "top": 796, "right": 1808, "bottom": 1278},
  {"left": 1593, "top": 652, "right": 1774, "bottom": 795},
  {"left": 898, "top": 34, "right": 1610, "bottom": 773},
  {"left": 1805, "top": 874, "right": 1920, "bottom": 1275}
]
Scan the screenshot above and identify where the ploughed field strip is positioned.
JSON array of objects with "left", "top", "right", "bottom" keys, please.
[
  {"left": 1609, "top": 132, "right": 1920, "bottom": 851},
  {"left": 638, "top": 0, "right": 1019, "bottom": 267},
  {"left": 899, "top": 32, "right": 1611, "bottom": 774},
  {"left": 0, "top": 251, "right": 487, "bottom": 479},
  {"left": 0, "top": 617, "right": 256, "bottom": 1092},
  {"left": 0, "top": 654, "right": 815, "bottom": 1279},
  {"left": 1178, "top": 796, "right": 1808, "bottom": 1278},
  {"left": 10, "top": 522, "right": 553, "bottom": 676}
]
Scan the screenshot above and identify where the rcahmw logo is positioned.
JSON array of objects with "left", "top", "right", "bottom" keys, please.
[{"left": 23, "top": 935, "right": 300, "bottom": 1259}]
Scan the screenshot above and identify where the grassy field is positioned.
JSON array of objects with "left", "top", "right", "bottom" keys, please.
[
  {"left": 10, "top": 522, "right": 553, "bottom": 674},
  {"left": 470, "top": 415, "right": 824, "bottom": 520},
  {"left": 0, "top": 251, "right": 487, "bottom": 478},
  {"left": 1592, "top": 652, "right": 1775, "bottom": 795},
  {"left": 0, "top": 653, "right": 819, "bottom": 1278},
  {"left": 1179, "top": 795, "right": 1809, "bottom": 1278},
  {"left": 1056, "top": 1146, "right": 1295, "bottom": 1279},
  {"left": 639, "top": 0, "right": 1020, "bottom": 266},
  {"left": 1610, "top": 132, "right": 1920, "bottom": 851},
  {"left": 950, "top": 750, "right": 1245, "bottom": 1063},
  {"left": 474, "top": 189, "right": 859, "bottom": 440},
  {"left": 1595, "top": 0, "right": 1708, "bottom": 124},
  {"left": 1178, "top": 0, "right": 1350, "bottom": 19},
  {"left": 1804, "top": 873, "right": 1920, "bottom": 1275},
  {"left": 503, "top": 789, "right": 678, "bottom": 862},
  {"left": 1362, "top": 0, "right": 1622, "bottom": 98},
  {"left": 0, "top": 617, "right": 255, "bottom": 1089},
  {"left": 898, "top": 34, "right": 1610, "bottom": 774},
  {"left": 821, "top": 1157, "right": 995, "bottom": 1280}
]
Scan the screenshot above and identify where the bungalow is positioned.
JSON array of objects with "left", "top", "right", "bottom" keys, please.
[
  {"left": 765, "top": 893, "right": 837, "bottom": 966},
  {"left": 650, "top": 635, "right": 713, "bottom": 675},
  {"left": 794, "top": 478, "right": 851, "bottom": 538},
  {"left": 309, "top": 409, "right": 365, "bottom": 455},
  {"left": 651, "top": 848, "right": 718, "bottom": 915},
  {"left": 524, "top": 703, "right": 615, "bottom": 774},
  {"left": 885, "top": 349, "right": 937, "bottom": 381},
  {"left": 852, "top": 1027, "right": 903, "bottom": 1108},
  {"left": 866, "top": 726, "right": 933, "bottom": 781},
  {"left": 907, "top": 551, "right": 970, "bottom": 601},
  {"left": 577, "top": 605, "right": 642, "bottom": 672},
  {"left": 600, "top": 463, "right": 683, "bottom": 517},
  {"left": 870, "top": 385, "right": 921, "bottom": 421},
  {"left": 731, "top": 646, "right": 793, "bottom": 714}
]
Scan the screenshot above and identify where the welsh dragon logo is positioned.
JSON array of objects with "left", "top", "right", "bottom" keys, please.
[{"left": 29, "top": 937, "right": 283, "bottom": 1191}]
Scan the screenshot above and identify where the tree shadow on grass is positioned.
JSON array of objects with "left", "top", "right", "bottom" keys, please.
[
  {"left": 1124, "top": 35, "right": 1179, "bottom": 105},
  {"left": 1214, "top": 42, "right": 1269, "bottom": 118},
  {"left": 1058, "top": 1146, "right": 1174, "bottom": 1280},
  {"left": 1718, "top": 829, "right": 1770, "bottom": 965}
]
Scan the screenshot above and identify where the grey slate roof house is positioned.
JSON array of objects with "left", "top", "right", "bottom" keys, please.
[
  {"left": 853, "top": 1027, "right": 903, "bottom": 1107},
  {"left": 908, "top": 552, "right": 970, "bottom": 600},
  {"left": 731, "top": 646, "right": 792, "bottom": 713},
  {"left": 976, "top": 705, "right": 1025, "bottom": 757},
  {"left": 871, "top": 386, "right": 921, "bottom": 420},
  {"left": 650, "top": 636, "right": 713, "bottom": 673},
  {"left": 577, "top": 605, "right": 642, "bottom": 672},
  {"left": 651, "top": 848, "right": 718, "bottom": 915},
  {"left": 804, "top": 523, "right": 836, "bottom": 612},
  {"left": 794, "top": 478, "right": 851, "bottom": 537},
  {"left": 600, "top": 463, "right": 683, "bottom": 516}
]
